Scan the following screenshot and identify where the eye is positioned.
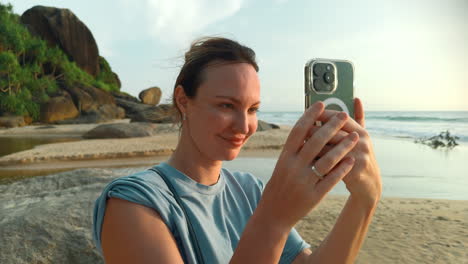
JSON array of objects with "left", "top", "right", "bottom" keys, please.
[
  {"left": 248, "top": 107, "right": 259, "bottom": 114},
  {"left": 220, "top": 103, "right": 234, "bottom": 109}
]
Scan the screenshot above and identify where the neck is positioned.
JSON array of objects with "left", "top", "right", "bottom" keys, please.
[{"left": 167, "top": 128, "right": 222, "bottom": 186}]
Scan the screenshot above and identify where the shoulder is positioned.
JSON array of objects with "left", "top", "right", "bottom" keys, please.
[
  {"left": 93, "top": 166, "right": 177, "bottom": 253},
  {"left": 104, "top": 167, "right": 173, "bottom": 201}
]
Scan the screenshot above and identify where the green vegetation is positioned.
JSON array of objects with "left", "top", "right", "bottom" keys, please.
[
  {"left": 0, "top": 2, "right": 119, "bottom": 121},
  {"left": 415, "top": 130, "right": 460, "bottom": 149}
]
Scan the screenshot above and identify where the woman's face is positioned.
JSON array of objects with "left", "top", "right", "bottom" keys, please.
[{"left": 184, "top": 62, "right": 260, "bottom": 161}]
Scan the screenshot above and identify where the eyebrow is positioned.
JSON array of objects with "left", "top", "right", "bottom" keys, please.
[{"left": 214, "top": 95, "right": 261, "bottom": 106}]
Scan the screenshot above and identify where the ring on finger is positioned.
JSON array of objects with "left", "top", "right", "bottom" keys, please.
[{"left": 311, "top": 165, "right": 325, "bottom": 180}]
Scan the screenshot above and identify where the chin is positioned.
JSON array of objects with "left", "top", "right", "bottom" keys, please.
[{"left": 220, "top": 149, "right": 241, "bottom": 161}]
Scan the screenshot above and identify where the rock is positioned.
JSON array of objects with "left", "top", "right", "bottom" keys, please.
[
  {"left": 256, "top": 120, "right": 280, "bottom": 132},
  {"left": 114, "top": 97, "right": 175, "bottom": 123},
  {"left": 0, "top": 169, "right": 113, "bottom": 263},
  {"left": 92, "top": 104, "right": 125, "bottom": 120},
  {"left": 0, "top": 116, "right": 26, "bottom": 128},
  {"left": 139, "top": 87, "right": 162, "bottom": 105},
  {"left": 40, "top": 95, "right": 79, "bottom": 123},
  {"left": 57, "top": 104, "right": 125, "bottom": 124},
  {"left": 20, "top": 6, "right": 100, "bottom": 77},
  {"left": 62, "top": 83, "right": 115, "bottom": 112},
  {"left": 111, "top": 91, "right": 139, "bottom": 103},
  {"left": 83, "top": 122, "right": 160, "bottom": 139},
  {"left": 23, "top": 116, "right": 33, "bottom": 125}
]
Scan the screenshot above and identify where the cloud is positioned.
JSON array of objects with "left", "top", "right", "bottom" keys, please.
[{"left": 145, "top": 0, "right": 245, "bottom": 45}]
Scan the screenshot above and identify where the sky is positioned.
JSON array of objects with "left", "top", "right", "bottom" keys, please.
[{"left": 7, "top": 0, "right": 468, "bottom": 111}]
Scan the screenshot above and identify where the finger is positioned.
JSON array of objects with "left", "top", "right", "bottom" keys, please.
[
  {"left": 314, "top": 144, "right": 334, "bottom": 161},
  {"left": 284, "top": 102, "right": 324, "bottom": 154},
  {"left": 354, "top": 98, "right": 365, "bottom": 128},
  {"left": 318, "top": 109, "right": 365, "bottom": 135},
  {"left": 298, "top": 112, "right": 348, "bottom": 165},
  {"left": 306, "top": 126, "right": 349, "bottom": 145},
  {"left": 314, "top": 157, "right": 355, "bottom": 196},
  {"left": 313, "top": 132, "right": 359, "bottom": 178}
]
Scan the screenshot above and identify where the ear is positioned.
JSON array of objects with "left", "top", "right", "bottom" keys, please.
[{"left": 174, "top": 85, "right": 189, "bottom": 114}]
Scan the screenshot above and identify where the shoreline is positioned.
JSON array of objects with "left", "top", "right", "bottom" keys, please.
[{"left": 0, "top": 122, "right": 289, "bottom": 166}]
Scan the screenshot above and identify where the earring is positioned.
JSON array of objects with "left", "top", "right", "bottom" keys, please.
[{"left": 182, "top": 113, "right": 186, "bottom": 121}]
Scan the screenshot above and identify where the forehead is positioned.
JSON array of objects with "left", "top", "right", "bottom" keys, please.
[{"left": 197, "top": 62, "right": 260, "bottom": 102}]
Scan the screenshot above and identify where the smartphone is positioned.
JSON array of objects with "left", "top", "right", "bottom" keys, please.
[{"left": 304, "top": 59, "right": 354, "bottom": 118}]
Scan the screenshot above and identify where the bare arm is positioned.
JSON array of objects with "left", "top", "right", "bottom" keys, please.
[
  {"left": 291, "top": 196, "right": 378, "bottom": 264},
  {"left": 101, "top": 198, "right": 185, "bottom": 264},
  {"left": 309, "top": 196, "right": 377, "bottom": 263}
]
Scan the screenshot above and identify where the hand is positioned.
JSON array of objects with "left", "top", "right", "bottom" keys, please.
[
  {"left": 258, "top": 102, "right": 359, "bottom": 229},
  {"left": 317, "top": 98, "right": 382, "bottom": 207}
]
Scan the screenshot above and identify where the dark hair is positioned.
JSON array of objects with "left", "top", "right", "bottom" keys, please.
[{"left": 172, "top": 37, "right": 259, "bottom": 122}]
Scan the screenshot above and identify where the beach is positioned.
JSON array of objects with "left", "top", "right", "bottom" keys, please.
[
  {"left": 298, "top": 196, "right": 468, "bottom": 264},
  {"left": 1, "top": 123, "right": 467, "bottom": 263}
]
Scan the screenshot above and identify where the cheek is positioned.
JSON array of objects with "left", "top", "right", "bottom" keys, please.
[{"left": 195, "top": 108, "right": 230, "bottom": 130}]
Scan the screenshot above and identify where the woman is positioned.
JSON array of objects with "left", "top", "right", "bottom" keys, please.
[{"left": 93, "top": 37, "right": 381, "bottom": 263}]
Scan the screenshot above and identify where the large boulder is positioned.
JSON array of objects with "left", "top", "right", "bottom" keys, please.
[
  {"left": 256, "top": 120, "right": 280, "bottom": 132},
  {"left": 111, "top": 91, "right": 139, "bottom": 103},
  {"left": 57, "top": 104, "right": 125, "bottom": 124},
  {"left": 0, "top": 116, "right": 26, "bottom": 128},
  {"left": 62, "top": 83, "right": 115, "bottom": 112},
  {"left": 20, "top": 6, "right": 100, "bottom": 77},
  {"left": 40, "top": 94, "right": 79, "bottom": 123},
  {"left": 114, "top": 96, "right": 175, "bottom": 123},
  {"left": 83, "top": 122, "right": 160, "bottom": 139},
  {"left": 139, "top": 87, "right": 162, "bottom": 105}
]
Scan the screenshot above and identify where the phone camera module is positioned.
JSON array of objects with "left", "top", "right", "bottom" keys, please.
[{"left": 312, "top": 62, "right": 336, "bottom": 93}]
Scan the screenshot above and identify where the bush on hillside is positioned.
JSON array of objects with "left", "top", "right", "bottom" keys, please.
[{"left": 0, "top": 2, "right": 120, "bottom": 121}]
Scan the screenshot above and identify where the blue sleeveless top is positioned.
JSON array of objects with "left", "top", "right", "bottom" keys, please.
[{"left": 93, "top": 162, "right": 310, "bottom": 263}]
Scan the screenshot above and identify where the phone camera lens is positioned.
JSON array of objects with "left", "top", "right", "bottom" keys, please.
[
  {"left": 326, "top": 65, "right": 332, "bottom": 71},
  {"left": 323, "top": 72, "right": 335, "bottom": 84},
  {"left": 313, "top": 64, "right": 325, "bottom": 76},
  {"left": 313, "top": 79, "right": 320, "bottom": 90},
  {"left": 314, "top": 79, "right": 332, "bottom": 92}
]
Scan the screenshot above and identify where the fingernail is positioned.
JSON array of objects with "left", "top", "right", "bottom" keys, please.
[
  {"left": 337, "top": 112, "right": 348, "bottom": 120},
  {"left": 313, "top": 101, "right": 324, "bottom": 110}
]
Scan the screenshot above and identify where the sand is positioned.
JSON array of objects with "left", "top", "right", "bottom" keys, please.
[{"left": 297, "top": 196, "right": 468, "bottom": 264}]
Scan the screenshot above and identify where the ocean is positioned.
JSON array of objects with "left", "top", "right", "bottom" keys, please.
[
  {"left": 250, "top": 110, "right": 468, "bottom": 200},
  {"left": 258, "top": 111, "right": 468, "bottom": 144}
]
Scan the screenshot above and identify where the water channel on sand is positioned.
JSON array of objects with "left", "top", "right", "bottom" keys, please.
[{"left": 0, "top": 136, "right": 80, "bottom": 157}]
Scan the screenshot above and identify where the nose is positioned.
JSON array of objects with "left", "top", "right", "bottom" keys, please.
[{"left": 233, "top": 111, "right": 251, "bottom": 134}]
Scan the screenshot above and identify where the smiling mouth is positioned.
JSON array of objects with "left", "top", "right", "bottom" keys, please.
[{"left": 221, "top": 136, "right": 245, "bottom": 147}]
